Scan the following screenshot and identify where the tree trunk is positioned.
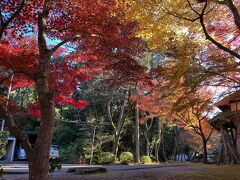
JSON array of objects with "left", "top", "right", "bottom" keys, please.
[
  {"left": 143, "top": 130, "right": 150, "bottom": 156},
  {"left": 106, "top": 96, "right": 128, "bottom": 157},
  {"left": 154, "top": 120, "right": 163, "bottom": 162},
  {"left": 154, "top": 142, "right": 160, "bottom": 162},
  {"left": 202, "top": 138, "right": 208, "bottom": 164},
  {"left": 90, "top": 126, "right": 96, "bottom": 165},
  {"left": 27, "top": 2, "right": 57, "bottom": 178},
  {"left": 135, "top": 102, "right": 140, "bottom": 163},
  {"left": 217, "top": 143, "right": 224, "bottom": 164},
  {"left": 113, "top": 132, "right": 121, "bottom": 157},
  {"left": 172, "top": 126, "right": 178, "bottom": 161},
  {"left": 28, "top": 88, "right": 55, "bottom": 180},
  {"left": 161, "top": 123, "right": 167, "bottom": 161},
  {"left": 221, "top": 126, "right": 230, "bottom": 164}
]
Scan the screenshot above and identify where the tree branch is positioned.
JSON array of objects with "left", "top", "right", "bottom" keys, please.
[
  {"left": 50, "top": 34, "right": 78, "bottom": 55},
  {"left": 106, "top": 100, "right": 116, "bottom": 130},
  {"left": 0, "top": 103, "right": 33, "bottom": 157},
  {"left": 116, "top": 93, "right": 128, "bottom": 133},
  {"left": 0, "top": 73, "right": 14, "bottom": 85},
  {"left": 225, "top": 0, "right": 240, "bottom": 28},
  {"left": 38, "top": 0, "right": 53, "bottom": 53},
  {"left": 187, "top": 0, "right": 200, "bottom": 15},
  {"left": 0, "top": 0, "right": 27, "bottom": 39},
  {"left": 164, "top": 0, "right": 240, "bottom": 59},
  {"left": 204, "top": 69, "right": 240, "bottom": 85},
  {"left": 206, "top": 128, "right": 213, "bottom": 142},
  {"left": 199, "top": 1, "right": 240, "bottom": 59},
  {"left": 144, "top": 78, "right": 164, "bottom": 95},
  {"left": 162, "top": 7, "right": 200, "bottom": 22}
]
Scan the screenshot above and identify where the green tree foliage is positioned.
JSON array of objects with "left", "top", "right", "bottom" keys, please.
[
  {"left": 0, "top": 131, "right": 9, "bottom": 159},
  {"left": 98, "top": 152, "right": 116, "bottom": 165}
]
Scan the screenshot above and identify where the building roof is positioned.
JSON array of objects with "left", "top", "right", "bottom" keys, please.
[
  {"left": 215, "top": 90, "right": 240, "bottom": 111},
  {"left": 209, "top": 111, "right": 239, "bottom": 130}
]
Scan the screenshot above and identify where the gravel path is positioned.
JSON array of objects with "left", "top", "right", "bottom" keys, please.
[
  {"left": 2, "top": 164, "right": 203, "bottom": 180},
  {"left": 3, "top": 163, "right": 239, "bottom": 180}
]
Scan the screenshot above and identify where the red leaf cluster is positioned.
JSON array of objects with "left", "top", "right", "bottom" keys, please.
[{"left": 55, "top": 95, "right": 88, "bottom": 109}]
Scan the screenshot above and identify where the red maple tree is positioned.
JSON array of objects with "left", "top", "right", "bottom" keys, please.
[{"left": 0, "top": 1, "right": 145, "bottom": 179}]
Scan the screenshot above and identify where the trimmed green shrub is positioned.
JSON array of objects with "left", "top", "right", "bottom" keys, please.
[
  {"left": 119, "top": 152, "right": 134, "bottom": 165},
  {"left": 141, "top": 156, "right": 152, "bottom": 164},
  {"left": 98, "top": 152, "right": 115, "bottom": 165}
]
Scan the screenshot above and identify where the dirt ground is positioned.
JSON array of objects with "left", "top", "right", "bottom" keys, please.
[{"left": 2, "top": 163, "right": 240, "bottom": 180}]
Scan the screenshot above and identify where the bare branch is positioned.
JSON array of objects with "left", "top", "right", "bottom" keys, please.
[
  {"left": 162, "top": 7, "right": 200, "bottom": 22},
  {"left": 50, "top": 34, "right": 77, "bottom": 54},
  {"left": 187, "top": 0, "right": 200, "bottom": 15}
]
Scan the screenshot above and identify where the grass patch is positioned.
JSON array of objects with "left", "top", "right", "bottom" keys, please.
[{"left": 176, "top": 164, "right": 240, "bottom": 180}]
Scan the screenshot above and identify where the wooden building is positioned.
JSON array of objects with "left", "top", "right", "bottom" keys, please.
[{"left": 210, "top": 91, "right": 240, "bottom": 164}]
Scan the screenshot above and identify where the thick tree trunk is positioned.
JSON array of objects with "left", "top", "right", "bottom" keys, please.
[
  {"left": 135, "top": 102, "right": 140, "bottom": 163},
  {"left": 202, "top": 138, "right": 208, "bottom": 164},
  {"left": 28, "top": 85, "right": 55, "bottom": 180},
  {"left": 27, "top": 1, "right": 55, "bottom": 179}
]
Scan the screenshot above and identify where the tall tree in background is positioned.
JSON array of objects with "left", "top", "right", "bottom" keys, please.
[
  {"left": 106, "top": 90, "right": 130, "bottom": 157},
  {"left": 174, "top": 89, "right": 214, "bottom": 163}
]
